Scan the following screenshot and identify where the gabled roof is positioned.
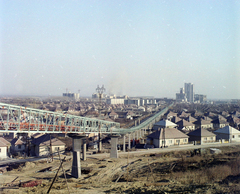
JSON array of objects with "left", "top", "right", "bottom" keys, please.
[
  {"left": 214, "top": 125, "right": 240, "bottom": 134},
  {"left": 194, "top": 119, "right": 212, "bottom": 125},
  {"left": 178, "top": 111, "right": 190, "bottom": 118},
  {"left": 166, "top": 111, "right": 178, "bottom": 117},
  {"left": 108, "top": 110, "right": 118, "bottom": 116},
  {"left": 0, "top": 137, "right": 10, "bottom": 147},
  {"left": 154, "top": 120, "right": 177, "bottom": 128},
  {"left": 202, "top": 116, "right": 213, "bottom": 121},
  {"left": 31, "top": 134, "right": 65, "bottom": 146},
  {"left": 221, "top": 111, "right": 229, "bottom": 117},
  {"left": 187, "top": 128, "right": 216, "bottom": 137},
  {"left": 11, "top": 138, "right": 25, "bottom": 145},
  {"left": 171, "top": 116, "right": 181, "bottom": 123},
  {"left": 176, "top": 119, "right": 194, "bottom": 127},
  {"left": 148, "top": 128, "right": 188, "bottom": 139},
  {"left": 31, "top": 133, "right": 43, "bottom": 139},
  {"left": 211, "top": 118, "right": 228, "bottom": 125},
  {"left": 216, "top": 115, "right": 227, "bottom": 122},
  {"left": 185, "top": 116, "right": 197, "bottom": 123}
]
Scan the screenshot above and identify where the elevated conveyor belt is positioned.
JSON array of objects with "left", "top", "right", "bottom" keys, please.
[{"left": 0, "top": 102, "right": 172, "bottom": 134}]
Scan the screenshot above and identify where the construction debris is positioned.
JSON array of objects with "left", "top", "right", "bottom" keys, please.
[
  {"left": 20, "top": 180, "right": 42, "bottom": 187},
  {"left": 0, "top": 166, "right": 8, "bottom": 174}
]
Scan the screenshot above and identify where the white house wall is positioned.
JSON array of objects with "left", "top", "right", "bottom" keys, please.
[
  {"left": 201, "top": 136, "right": 216, "bottom": 143},
  {"left": 159, "top": 138, "right": 175, "bottom": 147},
  {"left": 0, "top": 146, "right": 7, "bottom": 159},
  {"left": 36, "top": 145, "right": 65, "bottom": 156}
]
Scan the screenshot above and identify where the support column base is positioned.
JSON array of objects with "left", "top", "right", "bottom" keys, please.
[
  {"left": 110, "top": 135, "right": 120, "bottom": 158},
  {"left": 72, "top": 151, "right": 81, "bottom": 178}
]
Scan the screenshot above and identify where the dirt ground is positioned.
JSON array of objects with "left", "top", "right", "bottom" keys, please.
[{"left": 1, "top": 145, "right": 240, "bottom": 194}]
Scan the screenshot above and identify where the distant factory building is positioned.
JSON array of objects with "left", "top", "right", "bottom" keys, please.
[
  {"left": 105, "top": 94, "right": 157, "bottom": 106},
  {"left": 92, "top": 93, "right": 107, "bottom": 99},
  {"left": 194, "top": 94, "right": 207, "bottom": 103},
  {"left": 63, "top": 92, "right": 79, "bottom": 100},
  {"left": 176, "top": 87, "right": 187, "bottom": 102},
  {"left": 106, "top": 98, "right": 125, "bottom": 105}
]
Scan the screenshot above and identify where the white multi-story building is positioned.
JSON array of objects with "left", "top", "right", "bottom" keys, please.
[{"left": 106, "top": 98, "right": 125, "bottom": 105}]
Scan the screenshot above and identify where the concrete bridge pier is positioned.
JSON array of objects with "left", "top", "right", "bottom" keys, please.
[
  {"left": 110, "top": 135, "right": 120, "bottom": 158},
  {"left": 68, "top": 133, "right": 87, "bottom": 178},
  {"left": 123, "top": 135, "right": 126, "bottom": 152},
  {"left": 82, "top": 139, "right": 87, "bottom": 161},
  {"left": 136, "top": 130, "right": 139, "bottom": 140},
  {"left": 128, "top": 133, "right": 131, "bottom": 150}
]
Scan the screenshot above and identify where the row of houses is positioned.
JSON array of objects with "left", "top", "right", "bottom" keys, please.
[
  {"left": 165, "top": 110, "right": 240, "bottom": 132},
  {"left": 147, "top": 119, "right": 240, "bottom": 148},
  {"left": 0, "top": 134, "right": 65, "bottom": 159}
]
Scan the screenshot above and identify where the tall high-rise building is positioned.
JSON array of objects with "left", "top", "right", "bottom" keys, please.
[{"left": 184, "top": 83, "right": 194, "bottom": 103}]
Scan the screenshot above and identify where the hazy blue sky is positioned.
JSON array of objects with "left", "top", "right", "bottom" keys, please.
[{"left": 1, "top": 0, "right": 240, "bottom": 99}]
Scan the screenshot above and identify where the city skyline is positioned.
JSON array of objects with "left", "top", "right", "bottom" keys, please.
[{"left": 1, "top": 1, "right": 240, "bottom": 99}]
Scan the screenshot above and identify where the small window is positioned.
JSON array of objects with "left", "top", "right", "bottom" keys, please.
[
  {"left": 238, "top": 135, "right": 240, "bottom": 138},
  {"left": 45, "top": 147, "right": 50, "bottom": 151},
  {"left": 168, "top": 140, "right": 172, "bottom": 144},
  {"left": 210, "top": 137, "right": 213, "bottom": 140},
  {"left": 18, "top": 145, "right": 21, "bottom": 149},
  {"left": 204, "top": 138, "right": 207, "bottom": 141},
  {"left": 55, "top": 147, "right": 59, "bottom": 151},
  {"left": 233, "top": 135, "right": 235, "bottom": 138}
]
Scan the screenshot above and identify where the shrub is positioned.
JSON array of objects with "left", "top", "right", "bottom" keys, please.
[{"left": 206, "top": 165, "right": 232, "bottom": 181}]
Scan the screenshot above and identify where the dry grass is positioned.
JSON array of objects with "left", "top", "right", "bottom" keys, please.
[
  {"left": 168, "top": 164, "right": 232, "bottom": 184},
  {"left": 166, "top": 154, "right": 240, "bottom": 185}
]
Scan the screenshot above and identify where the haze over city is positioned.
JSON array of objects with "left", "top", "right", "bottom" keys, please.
[{"left": 1, "top": 1, "right": 240, "bottom": 99}]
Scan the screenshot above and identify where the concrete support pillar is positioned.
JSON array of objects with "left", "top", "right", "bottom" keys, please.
[
  {"left": 83, "top": 139, "right": 87, "bottom": 161},
  {"left": 135, "top": 120, "right": 137, "bottom": 126},
  {"left": 133, "top": 132, "right": 135, "bottom": 140},
  {"left": 123, "top": 135, "right": 126, "bottom": 152},
  {"left": 98, "top": 133, "right": 102, "bottom": 152},
  {"left": 72, "top": 151, "right": 81, "bottom": 178},
  {"left": 136, "top": 130, "right": 139, "bottom": 140},
  {"left": 128, "top": 134, "right": 131, "bottom": 150},
  {"left": 110, "top": 135, "right": 120, "bottom": 158},
  {"left": 138, "top": 118, "right": 141, "bottom": 125},
  {"left": 68, "top": 134, "right": 87, "bottom": 178}
]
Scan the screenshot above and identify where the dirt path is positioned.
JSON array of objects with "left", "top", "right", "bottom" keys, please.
[{"left": 1, "top": 144, "right": 240, "bottom": 193}]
